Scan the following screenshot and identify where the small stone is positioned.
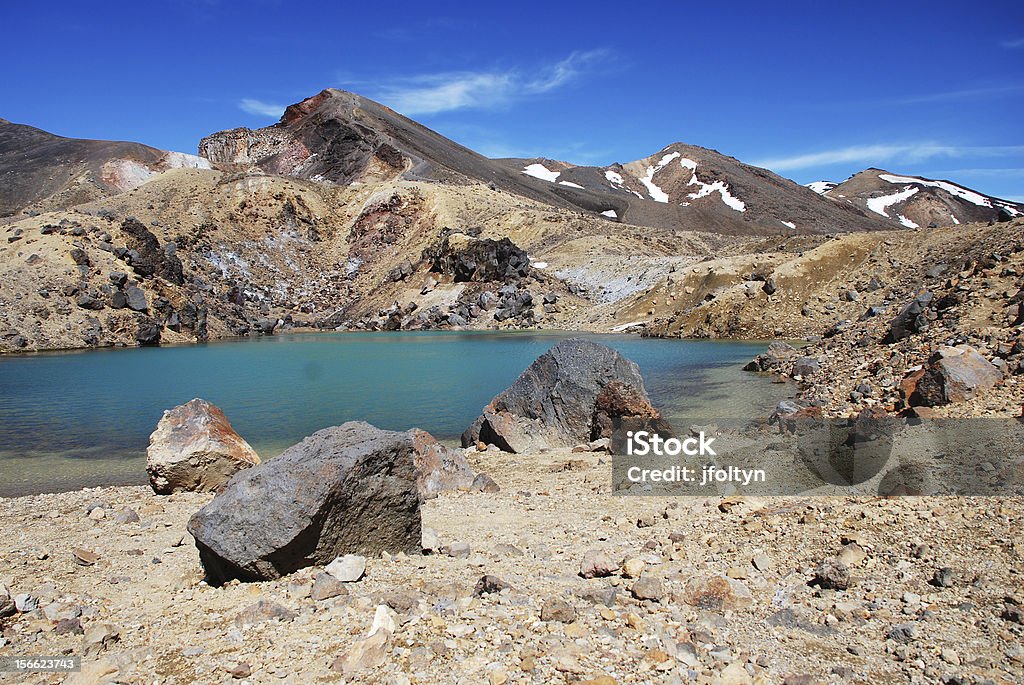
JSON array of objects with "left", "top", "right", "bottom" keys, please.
[
  {"left": 311, "top": 572, "right": 349, "bottom": 602},
  {"left": 234, "top": 600, "right": 297, "bottom": 627},
  {"left": 54, "top": 617, "right": 83, "bottom": 635},
  {"left": 712, "top": 662, "right": 753, "bottom": 685},
  {"left": 680, "top": 575, "right": 753, "bottom": 610},
  {"left": 540, "top": 597, "right": 577, "bottom": 622},
  {"left": 752, "top": 553, "right": 771, "bottom": 571},
  {"left": 88, "top": 507, "right": 106, "bottom": 521},
  {"left": 811, "top": 558, "right": 850, "bottom": 590},
  {"left": 578, "top": 677, "right": 618, "bottom": 685},
  {"left": 72, "top": 548, "right": 99, "bottom": 565},
  {"left": 489, "top": 670, "right": 510, "bottom": 685},
  {"left": 474, "top": 575, "right": 511, "bottom": 596},
  {"left": 325, "top": 554, "right": 367, "bottom": 582},
  {"left": 446, "top": 541, "right": 471, "bottom": 558},
  {"left": 472, "top": 472, "right": 501, "bottom": 493},
  {"left": 886, "top": 623, "right": 916, "bottom": 643},
  {"left": 630, "top": 576, "right": 664, "bottom": 601},
  {"left": 114, "top": 508, "right": 141, "bottom": 524},
  {"left": 227, "top": 662, "right": 252, "bottom": 679},
  {"left": 622, "top": 557, "right": 646, "bottom": 579},
  {"left": 931, "top": 567, "right": 954, "bottom": 588},
  {"left": 941, "top": 648, "right": 960, "bottom": 665},
  {"left": 14, "top": 593, "right": 38, "bottom": 613},
  {"left": 82, "top": 623, "right": 120, "bottom": 655},
  {"left": 579, "top": 549, "right": 618, "bottom": 579},
  {"left": 837, "top": 543, "right": 866, "bottom": 567}
]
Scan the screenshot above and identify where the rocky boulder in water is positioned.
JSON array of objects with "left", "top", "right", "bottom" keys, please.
[
  {"left": 146, "top": 398, "right": 260, "bottom": 494},
  {"left": 187, "top": 421, "right": 421, "bottom": 584},
  {"left": 461, "top": 338, "right": 665, "bottom": 453}
]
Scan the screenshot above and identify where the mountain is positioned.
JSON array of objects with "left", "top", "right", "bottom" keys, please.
[
  {"left": 808, "top": 168, "right": 1023, "bottom": 228},
  {"left": 0, "top": 118, "right": 210, "bottom": 217},
  {"left": 495, "top": 143, "right": 890, "bottom": 234},
  {"left": 2, "top": 88, "right": 1021, "bottom": 355},
  {"left": 199, "top": 89, "right": 886, "bottom": 236}
]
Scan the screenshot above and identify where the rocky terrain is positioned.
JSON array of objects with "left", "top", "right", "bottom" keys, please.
[
  {"left": 2, "top": 460, "right": 1022, "bottom": 684},
  {"left": 2, "top": 89, "right": 1022, "bottom": 362}
]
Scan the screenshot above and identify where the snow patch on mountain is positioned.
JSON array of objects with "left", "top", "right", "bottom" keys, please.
[
  {"left": 866, "top": 186, "right": 920, "bottom": 217},
  {"left": 523, "top": 163, "right": 560, "bottom": 182},
  {"left": 605, "top": 170, "right": 624, "bottom": 185},
  {"left": 897, "top": 214, "right": 919, "bottom": 229},
  {"left": 674, "top": 157, "right": 746, "bottom": 212},
  {"left": 601, "top": 209, "right": 617, "bottom": 218},
  {"left": 639, "top": 152, "right": 681, "bottom": 203},
  {"left": 807, "top": 181, "right": 836, "bottom": 195},
  {"left": 781, "top": 220, "right": 796, "bottom": 229},
  {"left": 559, "top": 181, "right": 584, "bottom": 189},
  {"left": 878, "top": 173, "right": 991, "bottom": 208}
]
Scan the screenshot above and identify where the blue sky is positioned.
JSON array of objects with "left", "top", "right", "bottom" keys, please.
[{"left": 3, "top": 1, "right": 1023, "bottom": 200}]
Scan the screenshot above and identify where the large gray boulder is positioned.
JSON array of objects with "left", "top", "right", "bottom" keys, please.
[
  {"left": 187, "top": 421, "right": 421, "bottom": 584},
  {"left": 146, "top": 398, "right": 260, "bottom": 494},
  {"left": 461, "top": 338, "right": 662, "bottom": 453}
]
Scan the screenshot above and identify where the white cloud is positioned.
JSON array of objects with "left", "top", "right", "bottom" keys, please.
[
  {"left": 753, "top": 144, "right": 1024, "bottom": 171},
  {"left": 1001, "top": 37, "right": 1024, "bottom": 49},
  {"left": 369, "top": 50, "right": 607, "bottom": 116},
  {"left": 239, "top": 98, "right": 286, "bottom": 118}
]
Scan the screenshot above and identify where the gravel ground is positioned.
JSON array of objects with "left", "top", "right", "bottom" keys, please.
[{"left": 2, "top": 448, "right": 1023, "bottom": 685}]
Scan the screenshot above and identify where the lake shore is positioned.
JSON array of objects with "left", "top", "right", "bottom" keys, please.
[{"left": 2, "top": 447, "right": 1022, "bottom": 684}]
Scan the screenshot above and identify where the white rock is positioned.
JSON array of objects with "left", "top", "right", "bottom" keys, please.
[{"left": 325, "top": 554, "right": 366, "bottom": 583}]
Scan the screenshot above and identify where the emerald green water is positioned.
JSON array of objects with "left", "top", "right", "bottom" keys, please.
[{"left": 0, "top": 331, "right": 783, "bottom": 496}]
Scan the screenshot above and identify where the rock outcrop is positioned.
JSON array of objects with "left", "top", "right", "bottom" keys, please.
[
  {"left": 423, "top": 231, "right": 530, "bottom": 283},
  {"left": 187, "top": 421, "right": 421, "bottom": 584},
  {"left": 146, "top": 399, "right": 260, "bottom": 495},
  {"left": 461, "top": 338, "right": 665, "bottom": 452}
]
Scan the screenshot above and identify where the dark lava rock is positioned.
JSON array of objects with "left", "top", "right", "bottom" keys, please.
[
  {"left": 121, "top": 217, "right": 184, "bottom": 284},
  {"left": 124, "top": 284, "right": 148, "bottom": 312},
  {"left": 76, "top": 293, "right": 104, "bottom": 310},
  {"left": 187, "top": 421, "right": 422, "bottom": 585},
  {"left": 883, "top": 290, "right": 933, "bottom": 343},
  {"left": 461, "top": 338, "right": 662, "bottom": 453},
  {"left": 135, "top": 318, "right": 162, "bottom": 346},
  {"left": 69, "top": 248, "right": 90, "bottom": 266},
  {"left": 424, "top": 231, "right": 529, "bottom": 283}
]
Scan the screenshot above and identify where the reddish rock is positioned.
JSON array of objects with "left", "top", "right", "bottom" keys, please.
[
  {"left": 901, "top": 345, "right": 1003, "bottom": 407},
  {"left": 146, "top": 398, "right": 260, "bottom": 494},
  {"left": 409, "top": 429, "right": 476, "bottom": 499}
]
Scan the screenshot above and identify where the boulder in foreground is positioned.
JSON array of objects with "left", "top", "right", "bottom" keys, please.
[
  {"left": 146, "top": 398, "right": 260, "bottom": 494},
  {"left": 461, "top": 338, "right": 666, "bottom": 453},
  {"left": 187, "top": 421, "right": 421, "bottom": 584}
]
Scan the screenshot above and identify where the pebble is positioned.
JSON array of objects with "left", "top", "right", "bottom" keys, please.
[
  {"left": 579, "top": 549, "right": 618, "bottom": 578},
  {"left": 837, "top": 542, "right": 866, "bottom": 567},
  {"left": 622, "top": 557, "right": 646, "bottom": 579},
  {"left": 540, "top": 597, "right": 577, "bottom": 622},
  {"left": 932, "top": 567, "right": 954, "bottom": 588},
  {"left": 473, "top": 575, "right": 511, "bottom": 596},
  {"left": 325, "top": 554, "right": 366, "bottom": 582},
  {"left": 310, "top": 572, "right": 349, "bottom": 601},
  {"left": 751, "top": 552, "right": 771, "bottom": 571},
  {"left": 811, "top": 558, "right": 850, "bottom": 590},
  {"left": 446, "top": 541, "right": 471, "bottom": 559},
  {"left": 630, "top": 576, "right": 664, "bottom": 602}
]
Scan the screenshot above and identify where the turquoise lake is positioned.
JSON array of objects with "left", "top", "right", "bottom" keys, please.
[{"left": 0, "top": 331, "right": 785, "bottom": 496}]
